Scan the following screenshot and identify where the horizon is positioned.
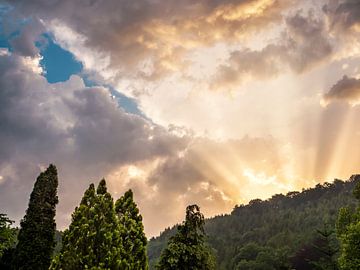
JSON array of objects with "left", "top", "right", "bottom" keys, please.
[{"left": 0, "top": 0, "right": 360, "bottom": 237}]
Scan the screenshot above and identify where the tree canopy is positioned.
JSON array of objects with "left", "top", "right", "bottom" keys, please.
[
  {"left": 115, "top": 189, "right": 148, "bottom": 270},
  {"left": 156, "top": 204, "right": 215, "bottom": 270},
  {"left": 0, "top": 214, "right": 15, "bottom": 258},
  {"left": 337, "top": 181, "right": 360, "bottom": 269},
  {"left": 13, "top": 164, "right": 59, "bottom": 270},
  {"left": 149, "top": 176, "right": 360, "bottom": 269},
  {"left": 50, "top": 179, "right": 127, "bottom": 270}
]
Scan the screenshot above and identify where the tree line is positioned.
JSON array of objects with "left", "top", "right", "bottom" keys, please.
[
  {"left": 148, "top": 176, "right": 360, "bottom": 269},
  {"left": 0, "top": 165, "right": 360, "bottom": 269},
  {"left": 0, "top": 164, "right": 215, "bottom": 269}
]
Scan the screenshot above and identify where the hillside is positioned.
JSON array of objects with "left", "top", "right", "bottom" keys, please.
[{"left": 148, "top": 175, "right": 360, "bottom": 269}]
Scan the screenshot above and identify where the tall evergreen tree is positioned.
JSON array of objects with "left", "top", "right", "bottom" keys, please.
[
  {"left": 310, "top": 224, "right": 339, "bottom": 270},
  {"left": 156, "top": 204, "right": 215, "bottom": 270},
  {"left": 13, "top": 164, "right": 58, "bottom": 270},
  {"left": 115, "top": 189, "right": 148, "bottom": 270},
  {"left": 51, "top": 179, "right": 127, "bottom": 269},
  {"left": 336, "top": 181, "right": 360, "bottom": 269}
]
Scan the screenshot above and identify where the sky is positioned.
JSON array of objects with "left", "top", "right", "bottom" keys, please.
[{"left": 0, "top": 0, "right": 360, "bottom": 237}]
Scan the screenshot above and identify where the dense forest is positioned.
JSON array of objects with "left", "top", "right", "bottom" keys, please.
[
  {"left": 148, "top": 175, "right": 360, "bottom": 269},
  {"left": 0, "top": 164, "right": 360, "bottom": 269}
]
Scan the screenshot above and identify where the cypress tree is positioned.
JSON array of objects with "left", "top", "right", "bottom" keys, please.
[
  {"left": 51, "top": 179, "right": 127, "bottom": 269},
  {"left": 13, "top": 164, "right": 59, "bottom": 270},
  {"left": 156, "top": 204, "right": 215, "bottom": 270},
  {"left": 115, "top": 189, "right": 148, "bottom": 270}
]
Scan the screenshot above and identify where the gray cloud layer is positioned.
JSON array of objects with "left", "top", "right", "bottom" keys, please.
[
  {"left": 0, "top": 52, "right": 188, "bottom": 232},
  {"left": 5, "top": 0, "right": 295, "bottom": 83},
  {"left": 1, "top": 51, "right": 272, "bottom": 235},
  {"left": 213, "top": 11, "right": 333, "bottom": 89},
  {"left": 0, "top": 51, "right": 301, "bottom": 235},
  {"left": 324, "top": 0, "right": 360, "bottom": 32},
  {"left": 323, "top": 75, "right": 360, "bottom": 105},
  {"left": 3, "top": 0, "right": 359, "bottom": 93}
]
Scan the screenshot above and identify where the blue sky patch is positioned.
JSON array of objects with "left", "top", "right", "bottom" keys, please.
[
  {"left": 83, "top": 75, "right": 145, "bottom": 117},
  {"left": 0, "top": 10, "right": 145, "bottom": 118},
  {"left": 39, "top": 34, "right": 83, "bottom": 83}
]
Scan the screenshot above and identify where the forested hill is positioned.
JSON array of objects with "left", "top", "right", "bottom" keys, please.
[{"left": 148, "top": 175, "right": 360, "bottom": 269}]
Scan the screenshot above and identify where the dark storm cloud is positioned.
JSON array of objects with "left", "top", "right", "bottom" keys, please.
[
  {"left": 213, "top": 11, "right": 333, "bottom": 89},
  {"left": 323, "top": 75, "right": 360, "bottom": 105}
]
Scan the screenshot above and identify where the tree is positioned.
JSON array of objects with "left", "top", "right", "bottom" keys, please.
[
  {"left": 156, "top": 204, "right": 215, "bottom": 270},
  {"left": 337, "top": 181, "right": 360, "bottom": 269},
  {"left": 0, "top": 214, "right": 15, "bottom": 258},
  {"left": 115, "top": 189, "right": 148, "bottom": 270},
  {"left": 310, "top": 224, "right": 339, "bottom": 270},
  {"left": 0, "top": 213, "right": 16, "bottom": 270},
  {"left": 13, "top": 164, "right": 59, "bottom": 270},
  {"left": 50, "top": 179, "right": 127, "bottom": 269},
  {"left": 337, "top": 222, "right": 360, "bottom": 269},
  {"left": 233, "top": 243, "right": 289, "bottom": 270}
]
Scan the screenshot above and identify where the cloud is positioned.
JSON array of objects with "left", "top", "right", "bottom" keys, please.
[
  {"left": 105, "top": 135, "right": 302, "bottom": 236},
  {"left": 324, "top": 0, "right": 360, "bottom": 32},
  {"left": 3, "top": 0, "right": 360, "bottom": 238},
  {"left": 213, "top": 11, "right": 333, "bottom": 89},
  {"left": 322, "top": 75, "right": 360, "bottom": 105},
  {"left": 0, "top": 52, "right": 190, "bottom": 233},
  {"left": 6, "top": 0, "right": 295, "bottom": 83},
  {"left": 8, "top": 18, "right": 45, "bottom": 57},
  {"left": 0, "top": 51, "right": 310, "bottom": 236},
  {"left": 1, "top": 51, "right": 294, "bottom": 236}
]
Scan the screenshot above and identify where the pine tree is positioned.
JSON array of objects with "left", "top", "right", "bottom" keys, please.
[
  {"left": 115, "top": 189, "right": 148, "bottom": 270},
  {"left": 156, "top": 204, "right": 215, "bottom": 270},
  {"left": 50, "top": 179, "right": 127, "bottom": 269},
  {"left": 13, "top": 164, "right": 59, "bottom": 270},
  {"left": 310, "top": 224, "right": 339, "bottom": 270},
  {"left": 337, "top": 181, "right": 360, "bottom": 269}
]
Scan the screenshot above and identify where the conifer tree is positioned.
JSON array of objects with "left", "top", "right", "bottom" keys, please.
[
  {"left": 115, "top": 189, "right": 148, "bottom": 270},
  {"left": 13, "top": 164, "right": 59, "bottom": 270},
  {"left": 337, "top": 181, "right": 360, "bottom": 269},
  {"left": 51, "top": 179, "right": 127, "bottom": 269},
  {"left": 156, "top": 204, "right": 215, "bottom": 270}
]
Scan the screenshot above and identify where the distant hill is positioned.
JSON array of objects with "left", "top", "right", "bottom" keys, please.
[{"left": 148, "top": 175, "right": 360, "bottom": 269}]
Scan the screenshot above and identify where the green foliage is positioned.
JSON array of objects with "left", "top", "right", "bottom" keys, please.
[
  {"left": 353, "top": 181, "right": 360, "bottom": 200},
  {"left": 337, "top": 180, "right": 360, "bottom": 270},
  {"left": 50, "top": 179, "right": 127, "bottom": 270},
  {"left": 0, "top": 214, "right": 15, "bottom": 258},
  {"left": 115, "top": 189, "right": 148, "bottom": 270},
  {"left": 309, "top": 224, "right": 339, "bottom": 270},
  {"left": 156, "top": 205, "right": 215, "bottom": 270},
  {"left": 13, "top": 164, "right": 59, "bottom": 270},
  {"left": 338, "top": 222, "right": 360, "bottom": 269},
  {"left": 336, "top": 208, "right": 353, "bottom": 238},
  {"left": 232, "top": 243, "right": 289, "bottom": 270},
  {"left": 149, "top": 176, "right": 360, "bottom": 269}
]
